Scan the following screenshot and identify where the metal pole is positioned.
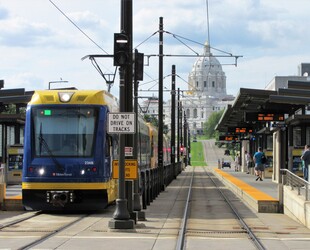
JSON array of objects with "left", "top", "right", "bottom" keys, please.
[
  {"left": 188, "top": 130, "right": 191, "bottom": 165},
  {"left": 158, "top": 17, "right": 164, "bottom": 190},
  {"left": 171, "top": 65, "right": 176, "bottom": 178},
  {"left": 177, "top": 88, "right": 180, "bottom": 164},
  {"left": 109, "top": 0, "right": 134, "bottom": 229},
  {"left": 122, "top": 0, "right": 135, "bottom": 222},
  {"left": 109, "top": 68, "right": 132, "bottom": 228},
  {"left": 133, "top": 50, "right": 145, "bottom": 221},
  {"left": 183, "top": 111, "right": 187, "bottom": 166}
]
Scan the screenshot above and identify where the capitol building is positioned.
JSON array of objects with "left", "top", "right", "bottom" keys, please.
[{"left": 140, "top": 42, "right": 234, "bottom": 135}]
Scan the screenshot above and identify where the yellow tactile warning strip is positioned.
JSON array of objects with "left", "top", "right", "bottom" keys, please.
[
  {"left": 5, "top": 195, "right": 22, "bottom": 200},
  {"left": 215, "top": 169, "right": 278, "bottom": 201}
]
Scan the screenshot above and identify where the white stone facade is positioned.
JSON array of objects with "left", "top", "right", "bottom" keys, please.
[{"left": 140, "top": 42, "right": 234, "bottom": 135}]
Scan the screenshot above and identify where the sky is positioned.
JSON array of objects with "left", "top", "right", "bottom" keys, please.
[{"left": 1, "top": 0, "right": 310, "bottom": 101}]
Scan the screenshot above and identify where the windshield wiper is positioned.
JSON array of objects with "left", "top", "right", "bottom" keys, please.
[{"left": 38, "top": 123, "right": 64, "bottom": 172}]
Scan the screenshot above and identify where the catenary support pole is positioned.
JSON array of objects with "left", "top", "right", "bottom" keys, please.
[
  {"left": 171, "top": 65, "right": 176, "bottom": 178},
  {"left": 158, "top": 17, "right": 164, "bottom": 191}
]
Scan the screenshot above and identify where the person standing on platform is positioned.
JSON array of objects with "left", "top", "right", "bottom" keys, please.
[
  {"left": 253, "top": 147, "right": 264, "bottom": 181},
  {"left": 301, "top": 144, "right": 310, "bottom": 182},
  {"left": 245, "top": 151, "right": 252, "bottom": 174},
  {"left": 235, "top": 153, "right": 240, "bottom": 172}
]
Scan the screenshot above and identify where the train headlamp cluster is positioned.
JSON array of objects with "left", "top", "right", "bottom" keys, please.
[
  {"left": 38, "top": 168, "right": 45, "bottom": 175},
  {"left": 29, "top": 166, "right": 45, "bottom": 175},
  {"left": 58, "top": 92, "right": 74, "bottom": 103},
  {"left": 80, "top": 167, "right": 97, "bottom": 175}
]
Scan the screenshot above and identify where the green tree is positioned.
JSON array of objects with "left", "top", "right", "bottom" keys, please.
[
  {"left": 204, "top": 109, "right": 224, "bottom": 139},
  {"left": 0, "top": 104, "right": 26, "bottom": 114}
]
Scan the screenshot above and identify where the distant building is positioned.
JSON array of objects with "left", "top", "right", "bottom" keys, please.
[
  {"left": 140, "top": 42, "right": 234, "bottom": 135},
  {"left": 164, "top": 42, "right": 234, "bottom": 135}
]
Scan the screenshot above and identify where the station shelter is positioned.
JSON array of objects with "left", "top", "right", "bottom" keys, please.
[
  {"left": 216, "top": 80, "right": 310, "bottom": 183},
  {"left": 0, "top": 87, "right": 33, "bottom": 184}
]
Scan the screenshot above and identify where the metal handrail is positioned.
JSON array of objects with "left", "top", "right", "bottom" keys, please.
[
  {"left": 0, "top": 164, "right": 4, "bottom": 184},
  {"left": 280, "top": 169, "right": 310, "bottom": 201}
]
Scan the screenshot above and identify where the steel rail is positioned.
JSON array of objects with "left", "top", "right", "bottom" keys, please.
[
  {"left": 18, "top": 213, "right": 90, "bottom": 250},
  {"left": 0, "top": 211, "right": 42, "bottom": 230},
  {"left": 204, "top": 167, "right": 266, "bottom": 250},
  {"left": 175, "top": 167, "right": 194, "bottom": 250}
]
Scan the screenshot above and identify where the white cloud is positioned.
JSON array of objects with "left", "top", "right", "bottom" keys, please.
[{"left": 0, "top": 0, "right": 309, "bottom": 102}]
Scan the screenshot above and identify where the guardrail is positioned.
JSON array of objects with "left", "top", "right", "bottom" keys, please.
[
  {"left": 140, "top": 162, "right": 182, "bottom": 210},
  {"left": 0, "top": 164, "right": 4, "bottom": 184},
  {"left": 280, "top": 169, "right": 310, "bottom": 201}
]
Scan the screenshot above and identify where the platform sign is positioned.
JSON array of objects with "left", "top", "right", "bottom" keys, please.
[
  {"left": 108, "top": 112, "right": 136, "bottom": 134},
  {"left": 245, "top": 112, "right": 285, "bottom": 122},
  {"left": 228, "top": 127, "right": 253, "bottom": 133},
  {"left": 218, "top": 136, "right": 238, "bottom": 141},
  {"left": 112, "top": 159, "right": 138, "bottom": 179}
]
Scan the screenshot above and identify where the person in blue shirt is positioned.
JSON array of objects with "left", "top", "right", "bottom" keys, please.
[
  {"left": 301, "top": 145, "right": 310, "bottom": 182},
  {"left": 253, "top": 147, "right": 264, "bottom": 181}
]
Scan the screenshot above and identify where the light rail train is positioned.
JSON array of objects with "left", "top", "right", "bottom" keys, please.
[{"left": 22, "top": 89, "right": 167, "bottom": 210}]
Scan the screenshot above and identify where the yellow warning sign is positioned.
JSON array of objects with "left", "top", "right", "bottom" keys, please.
[{"left": 112, "top": 159, "right": 138, "bottom": 180}]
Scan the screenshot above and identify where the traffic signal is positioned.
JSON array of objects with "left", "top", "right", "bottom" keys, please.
[
  {"left": 134, "top": 49, "right": 144, "bottom": 81},
  {"left": 113, "top": 33, "right": 129, "bottom": 66},
  {"left": 180, "top": 145, "right": 184, "bottom": 155}
]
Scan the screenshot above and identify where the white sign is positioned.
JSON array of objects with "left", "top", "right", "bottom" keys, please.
[
  {"left": 108, "top": 112, "right": 136, "bottom": 134},
  {"left": 125, "top": 147, "right": 133, "bottom": 156}
]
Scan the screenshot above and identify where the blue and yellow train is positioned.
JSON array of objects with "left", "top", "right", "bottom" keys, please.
[{"left": 22, "top": 89, "right": 166, "bottom": 210}]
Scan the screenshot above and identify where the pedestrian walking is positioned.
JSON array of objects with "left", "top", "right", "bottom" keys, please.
[
  {"left": 301, "top": 144, "right": 310, "bottom": 182},
  {"left": 245, "top": 151, "right": 252, "bottom": 174},
  {"left": 253, "top": 147, "right": 265, "bottom": 181}
]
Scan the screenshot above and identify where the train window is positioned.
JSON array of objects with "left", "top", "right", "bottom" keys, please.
[{"left": 32, "top": 107, "right": 99, "bottom": 157}]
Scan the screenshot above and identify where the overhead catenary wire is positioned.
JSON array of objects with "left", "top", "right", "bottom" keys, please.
[{"left": 49, "top": 0, "right": 109, "bottom": 54}]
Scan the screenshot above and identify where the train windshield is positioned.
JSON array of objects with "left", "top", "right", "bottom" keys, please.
[{"left": 32, "top": 107, "right": 98, "bottom": 157}]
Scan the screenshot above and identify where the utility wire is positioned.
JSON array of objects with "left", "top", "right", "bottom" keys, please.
[{"left": 49, "top": 0, "right": 109, "bottom": 54}]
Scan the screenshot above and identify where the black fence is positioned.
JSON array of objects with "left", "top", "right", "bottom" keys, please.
[{"left": 140, "top": 162, "right": 182, "bottom": 209}]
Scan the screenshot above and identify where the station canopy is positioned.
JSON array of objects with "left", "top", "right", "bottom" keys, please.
[
  {"left": 216, "top": 87, "right": 306, "bottom": 133},
  {"left": 0, "top": 88, "right": 34, "bottom": 124}
]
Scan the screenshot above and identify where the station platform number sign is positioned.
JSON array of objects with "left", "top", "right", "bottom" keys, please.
[{"left": 112, "top": 159, "right": 138, "bottom": 180}]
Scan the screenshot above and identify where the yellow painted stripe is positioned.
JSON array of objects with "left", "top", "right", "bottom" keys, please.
[
  {"left": 215, "top": 169, "right": 277, "bottom": 201},
  {"left": 22, "top": 182, "right": 110, "bottom": 190},
  {"left": 5, "top": 195, "right": 22, "bottom": 200}
]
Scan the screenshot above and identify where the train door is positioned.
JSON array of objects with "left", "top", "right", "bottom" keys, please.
[{"left": 6, "top": 144, "right": 23, "bottom": 184}]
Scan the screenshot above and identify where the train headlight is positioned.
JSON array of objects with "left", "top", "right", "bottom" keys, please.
[
  {"left": 58, "top": 92, "right": 74, "bottom": 102},
  {"left": 39, "top": 168, "right": 45, "bottom": 175},
  {"left": 80, "top": 169, "right": 85, "bottom": 175}
]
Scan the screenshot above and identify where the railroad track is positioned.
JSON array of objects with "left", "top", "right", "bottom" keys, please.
[
  {"left": 0, "top": 211, "right": 92, "bottom": 250},
  {"left": 176, "top": 166, "right": 266, "bottom": 250}
]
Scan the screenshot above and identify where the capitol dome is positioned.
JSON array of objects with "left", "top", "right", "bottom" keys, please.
[{"left": 188, "top": 42, "right": 227, "bottom": 98}]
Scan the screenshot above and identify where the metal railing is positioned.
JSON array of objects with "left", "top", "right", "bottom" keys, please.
[
  {"left": 0, "top": 164, "right": 4, "bottom": 184},
  {"left": 280, "top": 169, "right": 310, "bottom": 201}
]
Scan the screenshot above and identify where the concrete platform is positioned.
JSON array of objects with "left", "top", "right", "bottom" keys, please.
[{"left": 213, "top": 168, "right": 279, "bottom": 213}]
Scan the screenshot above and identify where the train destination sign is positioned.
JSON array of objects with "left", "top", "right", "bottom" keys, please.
[
  {"left": 108, "top": 112, "right": 136, "bottom": 134},
  {"left": 245, "top": 112, "right": 285, "bottom": 122}
]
